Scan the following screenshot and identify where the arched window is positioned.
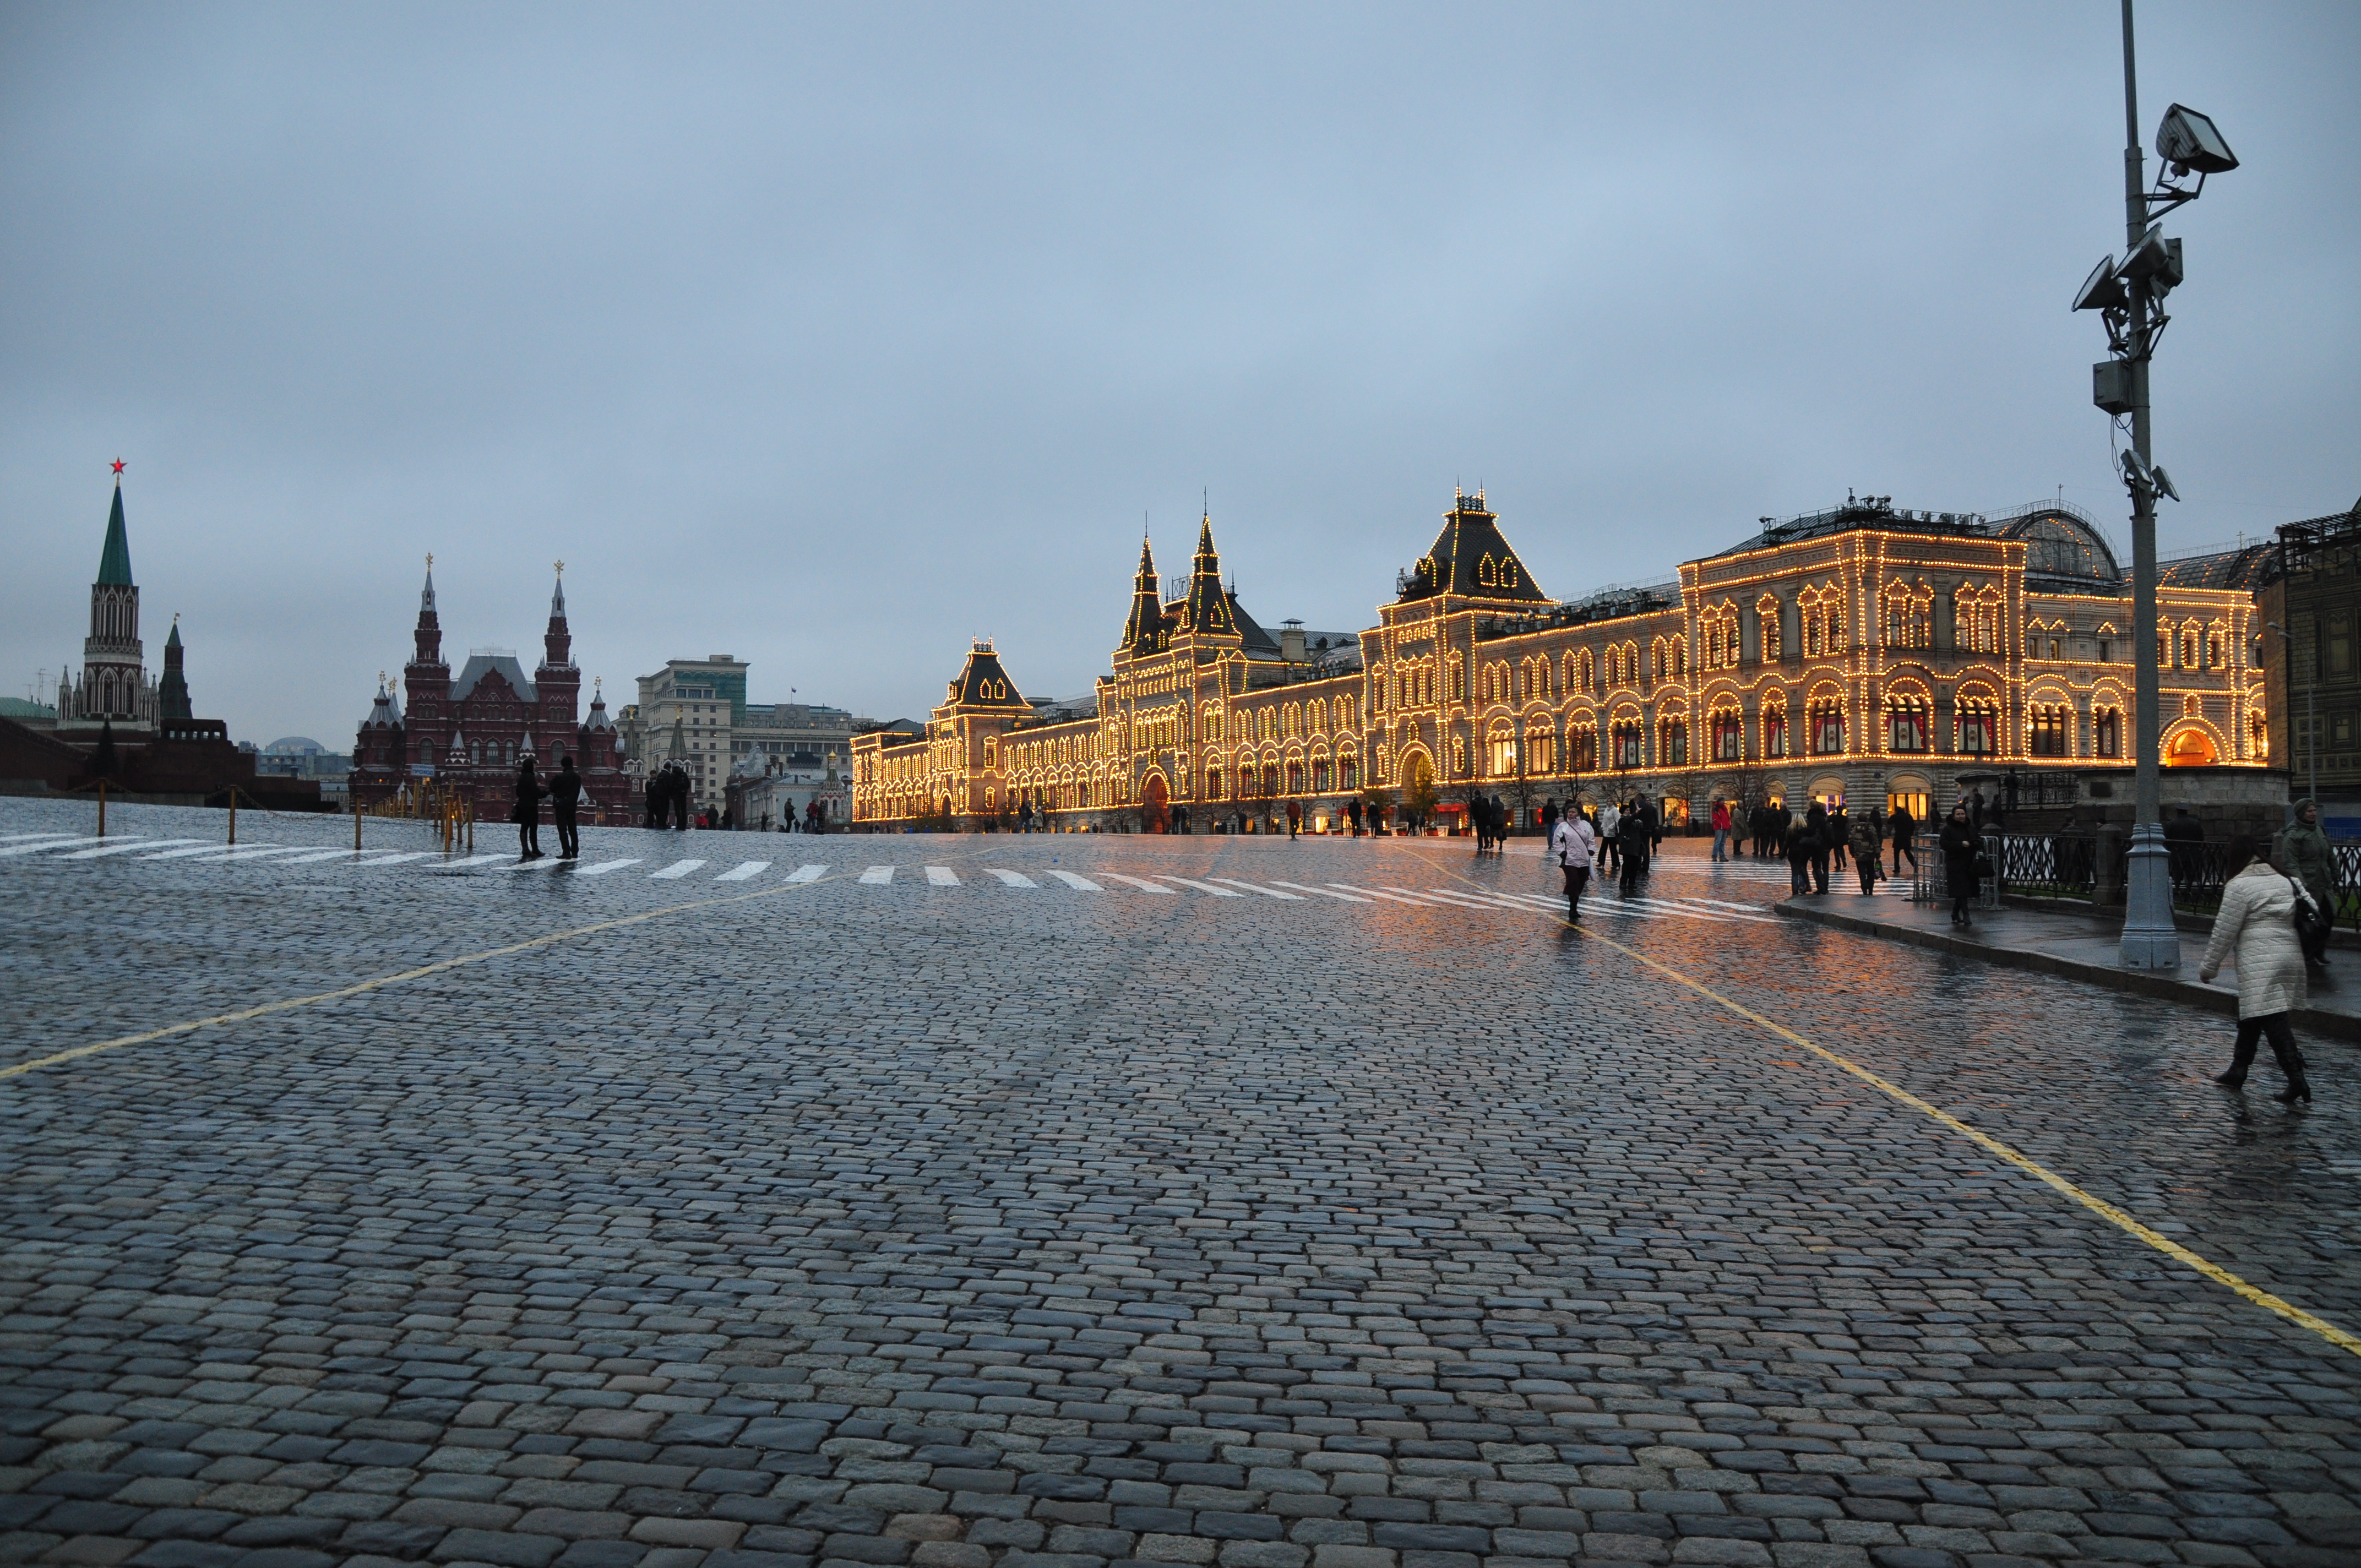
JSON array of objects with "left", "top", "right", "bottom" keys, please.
[
  {"left": 1658, "top": 716, "right": 1689, "bottom": 766},
  {"left": 1799, "top": 584, "right": 1845, "bottom": 658},
  {"left": 1884, "top": 580, "right": 1933, "bottom": 650},
  {"left": 2180, "top": 625, "right": 2201, "bottom": 670},
  {"left": 1762, "top": 701, "right": 1788, "bottom": 759},
  {"left": 1957, "top": 698, "right": 1999, "bottom": 756},
  {"left": 1711, "top": 708, "right": 1744, "bottom": 761},
  {"left": 1809, "top": 699, "right": 1845, "bottom": 755},
  {"left": 1758, "top": 595, "right": 1783, "bottom": 662},
  {"left": 1955, "top": 585, "right": 2004, "bottom": 655},
  {"left": 1886, "top": 696, "right": 1928, "bottom": 753},
  {"left": 1566, "top": 724, "right": 1598, "bottom": 772},
  {"left": 2030, "top": 704, "right": 2070, "bottom": 757}
]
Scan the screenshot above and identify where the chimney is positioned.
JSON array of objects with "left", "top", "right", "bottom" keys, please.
[{"left": 1280, "top": 619, "right": 1307, "bottom": 663}]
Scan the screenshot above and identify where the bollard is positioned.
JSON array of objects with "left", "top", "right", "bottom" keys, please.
[
  {"left": 228, "top": 790, "right": 238, "bottom": 845},
  {"left": 353, "top": 798, "right": 362, "bottom": 851},
  {"left": 97, "top": 778, "right": 107, "bottom": 839}
]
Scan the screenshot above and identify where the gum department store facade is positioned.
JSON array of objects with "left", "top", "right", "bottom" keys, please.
[{"left": 852, "top": 491, "right": 2272, "bottom": 832}]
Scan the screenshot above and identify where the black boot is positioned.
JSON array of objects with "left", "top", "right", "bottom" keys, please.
[
  {"left": 2213, "top": 1070, "right": 2245, "bottom": 1089},
  {"left": 2276, "top": 1074, "right": 2313, "bottom": 1105}
]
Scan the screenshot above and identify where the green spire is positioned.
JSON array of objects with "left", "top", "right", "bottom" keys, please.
[{"left": 96, "top": 483, "right": 133, "bottom": 586}]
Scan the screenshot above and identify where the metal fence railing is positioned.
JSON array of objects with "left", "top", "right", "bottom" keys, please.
[{"left": 1909, "top": 831, "right": 2361, "bottom": 931}]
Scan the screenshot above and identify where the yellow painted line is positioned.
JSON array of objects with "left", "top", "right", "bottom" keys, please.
[
  {"left": 0, "top": 843, "right": 1004, "bottom": 1083},
  {"left": 1458, "top": 860, "right": 2361, "bottom": 1361}
]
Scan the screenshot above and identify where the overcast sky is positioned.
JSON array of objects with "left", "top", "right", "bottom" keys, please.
[{"left": 4, "top": 2, "right": 2355, "bottom": 743}]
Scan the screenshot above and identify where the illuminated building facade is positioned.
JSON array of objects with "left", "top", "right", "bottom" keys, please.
[{"left": 852, "top": 491, "right": 2274, "bottom": 831}]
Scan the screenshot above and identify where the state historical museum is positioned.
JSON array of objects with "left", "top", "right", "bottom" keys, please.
[{"left": 347, "top": 563, "right": 631, "bottom": 818}]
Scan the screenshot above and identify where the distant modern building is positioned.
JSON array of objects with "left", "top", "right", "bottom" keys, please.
[
  {"left": 623, "top": 655, "right": 855, "bottom": 820},
  {"left": 347, "top": 562, "right": 629, "bottom": 818}
]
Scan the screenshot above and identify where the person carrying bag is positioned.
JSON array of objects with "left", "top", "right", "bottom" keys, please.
[{"left": 1549, "top": 808, "right": 1596, "bottom": 923}]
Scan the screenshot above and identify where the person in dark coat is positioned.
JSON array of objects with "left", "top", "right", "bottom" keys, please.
[
  {"left": 551, "top": 753, "right": 583, "bottom": 859},
  {"left": 1888, "top": 801, "right": 1917, "bottom": 874},
  {"left": 1827, "top": 802, "right": 1849, "bottom": 872},
  {"left": 1804, "top": 801, "right": 1831, "bottom": 893},
  {"left": 1939, "top": 803, "right": 1982, "bottom": 927},
  {"left": 644, "top": 770, "right": 663, "bottom": 829},
  {"left": 513, "top": 756, "right": 546, "bottom": 859},
  {"left": 1785, "top": 809, "right": 1817, "bottom": 896},
  {"left": 1617, "top": 801, "right": 1650, "bottom": 895},
  {"left": 2163, "top": 807, "right": 2205, "bottom": 896}
]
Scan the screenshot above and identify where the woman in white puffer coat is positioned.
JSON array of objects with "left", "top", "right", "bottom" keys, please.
[{"left": 2197, "top": 833, "right": 2314, "bottom": 1104}]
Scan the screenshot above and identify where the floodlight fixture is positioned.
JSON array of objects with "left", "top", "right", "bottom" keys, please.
[
  {"left": 2120, "top": 225, "right": 2183, "bottom": 290},
  {"left": 2156, "top": 104, "right": 2237, "bottom": 176},
  {"left": 2151, "top": 465, "right": 2180, "bottom": 503},
  {"left": 2074, "top": 255, "right": 2127, "bottom": 312}
]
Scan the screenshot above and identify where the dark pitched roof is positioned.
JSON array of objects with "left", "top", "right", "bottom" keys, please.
[
  {"left": 97, "top": 484, "right": 133, "bottom": 586},
  {"left": 1223, "top": 590, "right": 1283, "bottom": 656},
  {"left": 451, "top": 652, "right": 536, "bottom": 704},
  {"left": 1395, "top": 491, "right": 1547, "bottom": 604},
  {"left": 946, "top": 642, "right": 1027, "bottom": 708}
]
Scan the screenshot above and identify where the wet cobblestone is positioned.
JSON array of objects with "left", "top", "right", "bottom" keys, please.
[{"left": 2, "top": 798, "right": 2357, "bottom": 1568}]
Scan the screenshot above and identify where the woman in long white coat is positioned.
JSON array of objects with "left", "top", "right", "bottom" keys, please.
[{"left": 2197, "top": 834, "right": 2314, "bottom": 1104}]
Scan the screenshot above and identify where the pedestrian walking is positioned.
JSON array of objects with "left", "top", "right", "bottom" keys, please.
[
  {"left": 551, "top": 753, "right": 583, "bottom": 859},
  {"left": 1596, "top": 799, "right": 1620, "bottom": 875},
  {"left": 1804, "top": 800, "right": 1831, "bottom": 894},
  {"left": 1848, "top": 809, "right": 1881, "bottom": 894},
  {"left": 1617, "top": 801, "right": 1650, "bottom": 895},
  {"left": 1939, "top": 803, "right": 1982, "bottom": 926},
  {"left": 1710, "top": 798, "right": 1731, "bottom": 862},
  {"left": 1346, "top": 799, "right": 1362, "bottom": 836},
  {"left": 1889, "top": 801, "right": 1918, "bottom": 874},
  {"left": 2199, "top": 834, "right": 2314, "bottom": 1104},
  {"left": 1550, "top": 802, "right": 1596, "bottom": 922},
  {"left": 1286, "top": 799, "right": 1302, "bottom": 840},
  {"left": 513, "top": 756, "right": 546, "bottom": 859},
  {"left": 1827, "top": 803, "right": 1848, "bottom": 872},
  {"left": 643, "top": 770, "right": 663, "bottom": 829},
  {"left": 2273, "top": 798, "right": 2338, "bottom": 989},
  {"left": 1785, "top": 810, "right": 1816, "bottom": 896}
]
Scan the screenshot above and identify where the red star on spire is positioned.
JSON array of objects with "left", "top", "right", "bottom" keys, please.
[{"left": 111, "top": 459, "right": 125, "bottom": 476}]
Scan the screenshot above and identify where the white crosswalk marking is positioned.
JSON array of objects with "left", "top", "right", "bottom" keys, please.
[
  {"left": 352, "top": 852, "right": 432, "bottom": 867},
  {"left": 55, "top": 839, "right": 198, "bottom": 859},
  {"left": 1272, "top": 880, "right": 1374, "bottom": 902},
  {"left": 569, "top": 858, "right": 643, "bottom": 876},
  {"left": 1099, "top": 873, "right": 1176, "bottom": 894},
  {"left": 1325, "top": 883, "right": 1443, "bottom": 906},
  {"left": 275, "top": 847, "right": 373, "bottom": 865},
  {"left": 508, "top": 856, "right": 568, "bottom": 872},
  {"left": 193, "top": 845, "right": 318, "bottom": 863},
  {"left": 785, "top": 864, "right": 827, "bottom": 882},
  {"left": 1156, "top": 875, "right": 1241, "bottom": 897},
  {"left": 925, "top": 865, "right": 960, "bottom": 885},
  {"left": 449, "top": 853, "right": 517, "bottom": 868},
  {"left": 716, "top": 861, "right": 771, "bottom": 881},
  {"left": 1043, "top": 869, "right": 1101, "bottom": 891},
  {"left": 1409, "top": 887, "right": 1519, "bottom": 910},
  {"left": 0, "top": 832, "right": 86, "bottom": 844},
  {"left": 1208, "top": 877, "right": 1302, "bottom": 899},
  {"left": 649, "top": 859, "right": 707, "bottom": 879},
  {"left": 1, "top": 836, "right": 112, "bottom": 858},
  {"left": 859, "top": 866, "right": 895, "bottom": 884},
  {"left": 985, "top": 869, "right": 1037, "bottom": 888}
]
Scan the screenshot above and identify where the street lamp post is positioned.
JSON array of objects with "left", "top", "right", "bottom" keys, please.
[{"left": 2072, "top": 0, "right": 2238, "bottom": 968}]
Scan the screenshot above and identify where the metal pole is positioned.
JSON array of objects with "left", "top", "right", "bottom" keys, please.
[
  {"left": 97, "top": 778, "right": 107, "bottom": 839},
  {"left": 2118, "top": 0, "right": 2179, "bottom": 967}
]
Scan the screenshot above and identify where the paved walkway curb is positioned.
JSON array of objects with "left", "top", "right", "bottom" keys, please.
[{"left": 1776, "top": 898, "right": 2361, "bottom": 1043}]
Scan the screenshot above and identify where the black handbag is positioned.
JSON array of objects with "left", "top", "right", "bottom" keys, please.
[{"left": 2287, "top": 874, "right": 2331, "bottom": 948}]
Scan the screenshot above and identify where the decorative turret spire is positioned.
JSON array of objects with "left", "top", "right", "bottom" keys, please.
[
  {"left": 157, "top": 613, "right": 192, "bottom": 721},
  {"left": 414, "top": 553, "right": 444, "bottom": 665},
  {"left": 1182, "top": 511, "right": 1233, "bottom": 638},
  {"left": 1120, "top": 528, "right": 1163, "bottom": 653},
  {"left": 97, "top": 475, "right": 134, "bottom": 587},
  {"left": 542, "top": 559, "right": 573, "bottom": 669}
]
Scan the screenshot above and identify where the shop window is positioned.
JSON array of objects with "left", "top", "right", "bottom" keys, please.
[
  {"left": 2030, "top": 705, "right": 2070, "bottom": 757},
  {"left": 1959, "top": 704, "right": 1998, "bottom": 756},
  {"left": 1712, "top": 712, "right": 1744, "bottom": 761},
  {"left": 1887, "top": 698, "right": 1928, "bottom": 754},
  {"left": 1810, "top": 702, "right": 1845, "bottom": 755}
]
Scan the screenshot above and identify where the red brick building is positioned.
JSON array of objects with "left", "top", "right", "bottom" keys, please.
[{"left": 349, "top": 564, "right": 631, "bottom": 818}]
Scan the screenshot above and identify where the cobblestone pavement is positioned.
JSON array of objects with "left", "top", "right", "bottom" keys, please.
[{"left": 3, "top": 797, "right": 2358, "bottom": 1568}]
